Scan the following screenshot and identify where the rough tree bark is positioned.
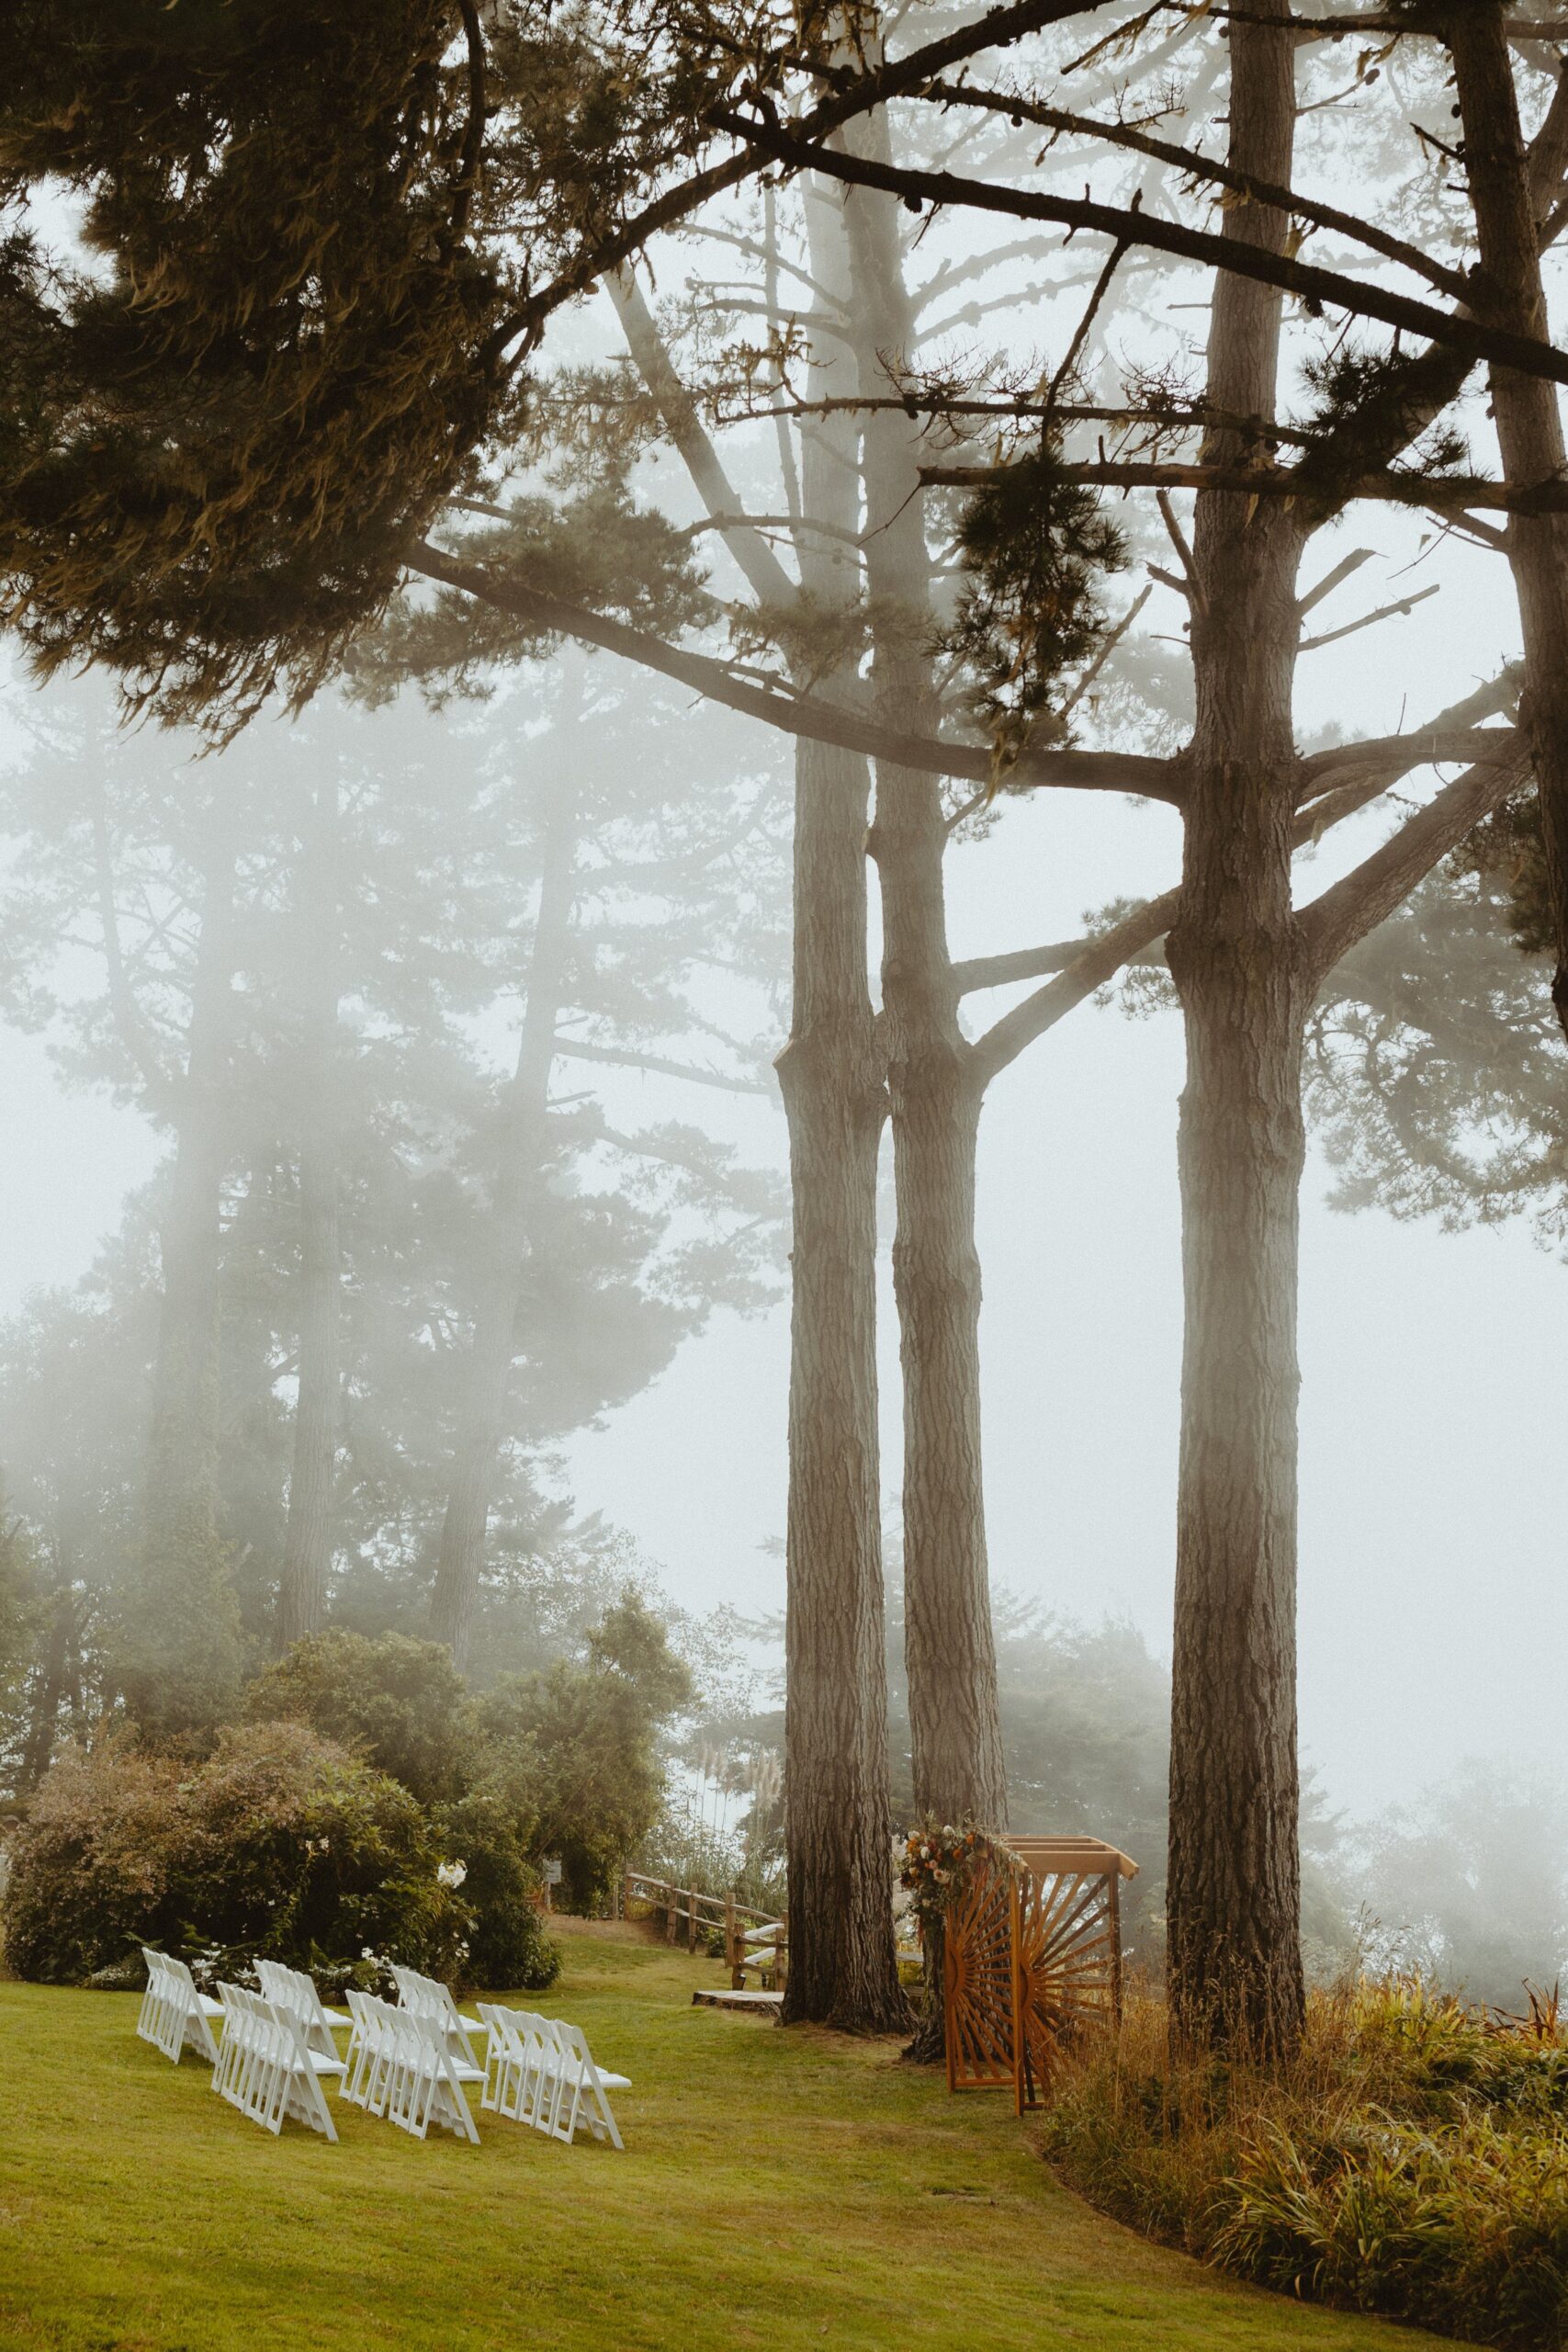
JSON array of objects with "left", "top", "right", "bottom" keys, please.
[
  {"left": 1449, "top": 3, "right": 1568, "bottom": 1040},
  {"left": 1165, "top": 17, "right": 1309, "bottom": 2059},
  {"left": 121, "top": 847, "right": 243, "bottom": 1738},
  {"left": 278, "top": 778, "right": 343, "bottom": 1651},
  {"left": 842, "top": 151, "right": 1008, "bottom": 1839},
  {"left": 778, "top": 176, "right": 906, "bottom": 2033},
  {"left": 427, "top": 762, "right": 578, "bottom": 1670}
]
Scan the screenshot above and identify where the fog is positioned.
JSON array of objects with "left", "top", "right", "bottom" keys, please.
[
  {"left": 4, "top": 592, "right": 1562, "bottom": 1817},
  {"left": 5, "top": 4, "right": 1567, "bottom": 2021}
]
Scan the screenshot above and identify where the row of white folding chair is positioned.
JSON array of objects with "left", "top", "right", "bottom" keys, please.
[
  {"left": 137, "top": 1949, "right": 222, "bottom": 2065},
  {"left": 477, "top": 2003, "right": 628, "bottom": 2150},
  {"left": 389, "top": 1962, "right": 486, "bottom": 2079},
  {"left": 212, "top": 1984, "right": 339, "bottom": 2141},
  {"left": 340, "top": 1988, "right": 479, "bottom": 2143},
  {"left": 254, "top": 1959, "right": 350, "bottom": 2067}
]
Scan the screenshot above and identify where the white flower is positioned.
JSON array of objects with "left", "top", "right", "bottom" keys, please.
[{"left": 436, "top": 1860, "right": 468, "bottom": 1890}]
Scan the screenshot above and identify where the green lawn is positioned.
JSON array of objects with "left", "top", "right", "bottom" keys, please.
[{"left": 0, "top": 1921, "right": 1470, "bottom": 2352}]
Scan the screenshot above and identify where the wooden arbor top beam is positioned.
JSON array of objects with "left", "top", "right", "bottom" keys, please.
[{"left": 1002, "top": 1836, "right": 1140, "bottom": 1882}]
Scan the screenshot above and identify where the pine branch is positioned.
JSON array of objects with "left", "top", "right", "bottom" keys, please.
[
  {"left": 610, "top": 269, "right": 796, "bottom": 609},
  {"left": 501, "top": 0, "right": 1121, "bottom": 352},
  {"left": 404, "top": 539, "right": 1179, "bottom": 800},
  {"left": 551, "top": 1037, "right": 772, "bottom": 1096},
  {"left": 1298, "top": 752, "right": 1533, "bottom": 990},
  {"left": 918, "top": 456, "right": 1568, "bottom": 517},
  {"left": 915, "top": 83, "right": 1475, "bottom": 309},
  {"left": 712, "top": 117, "right": 1568, "bottom": 390}
]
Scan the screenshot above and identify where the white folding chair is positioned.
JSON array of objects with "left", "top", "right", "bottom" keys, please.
[
  {"left": 214, "top": 1984, "right": 338, "bottom": 2142},
  {"left": 390, "top": 1964, "right": 485, "bottom": 2081},
  {"left": 477, "top": 2002, "right": 525, "bottom": 2116},
  {"left": 345, "top": 1992, "right": 477, "bottom": 2143},
  {"left": 255, "top": 1960, "right": 347, "bottom": 2074},
  {"left": 138, "top": 1948, "right": 222, "bottom": 2065},
  {"left": 340, "top": 1987, "right": 376, "bottom": 2108},
  {"left": 545, "top": 2019, "right": 628, "bottom": 2150},
  {"left": 477, "top": 2003, "right": 560, "bottom": 2127},
  {"left": 341, "top": 1990, "right": 400, "bottom": 2116}
]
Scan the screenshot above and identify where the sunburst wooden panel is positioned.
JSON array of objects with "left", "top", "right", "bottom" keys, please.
[
  {"left": 1011, "top": 1868, "right": 1121, "bottom": 2113},
  {"left": 942, "top": 1853, "right": 1016, "bottom": 2093}
]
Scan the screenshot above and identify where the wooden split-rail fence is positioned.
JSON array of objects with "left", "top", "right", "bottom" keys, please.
[{"left": 621, "top": 1871, "right": 787, "bottom": 1989}]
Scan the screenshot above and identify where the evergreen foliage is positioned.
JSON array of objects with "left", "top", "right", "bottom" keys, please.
[
  {"left": 243, "top": 1631, "right": 471, "bottom": 1807},
  {"left": 942, "top": 447, "right": 1127, "bottom": 774},
  {"left": 468, "top": 1592, "right": 694, "bottom": 1908},
  {"left": 0, "top": 0, "right": 513, "bottom": 724}
]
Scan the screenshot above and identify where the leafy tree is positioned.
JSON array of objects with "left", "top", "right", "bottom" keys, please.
[
  {"left": 243, "top": 1631, "right": 470, "bottom": 1807},
  {"left": 0, "top": 1490, "right": 39, "bottom": 1792},
  {"left": 0, "top": 662, "right": 785, "bottom": 1755},
  {"left": 468, "top": 1592, "right": 694, "bottom": 1908},
  {"left": 0, "top": 0, "right": 513, "bottom": 721}
]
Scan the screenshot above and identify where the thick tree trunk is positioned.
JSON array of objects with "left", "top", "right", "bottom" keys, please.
[
  {"left": 279, "top": 783, "right": 343, "bottom": 1652},
  {"left": 121, "top": 854, "right": 243, "bottom": 1740},
  {"left": 777, "top": 734, "right": 907, "bottom": 2032},
  {"left": 779, "top": 178, "right": 906, "bottom": 2033},
  {"left": 845, "top": 150, "right": 1007, "bottom": 1840},
  {"left": 428, "top": 773, "right": 577, "bottom": 1670},
  {"left": 1165, "top": 19, "right": 1308, "bottom": 2059},
  {"left": 1449, "top": 4, "right": 1568, "bottom": 1040}
]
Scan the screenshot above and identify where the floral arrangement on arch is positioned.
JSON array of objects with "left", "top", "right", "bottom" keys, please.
[{"left": 898, "top": 1820, "right": 1010, "bottom": 1939}]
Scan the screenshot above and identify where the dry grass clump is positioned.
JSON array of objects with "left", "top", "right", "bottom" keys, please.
[{"left": 1043, "top": 1977, "right": 1568, "bottom": 2348}]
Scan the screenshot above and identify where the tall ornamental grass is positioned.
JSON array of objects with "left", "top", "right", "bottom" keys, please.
[{"left": 1043, "top": 1978, "right": 1568, "bottom": 2348}]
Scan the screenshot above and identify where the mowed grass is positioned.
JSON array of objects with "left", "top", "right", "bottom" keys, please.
[{"left": 0, "top": 1921, "right": 1471, "bottom": 2352}]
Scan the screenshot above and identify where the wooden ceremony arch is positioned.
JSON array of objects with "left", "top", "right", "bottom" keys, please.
[{"left": 942, "top": 1836, "right": 1138, "bottom": 2112}]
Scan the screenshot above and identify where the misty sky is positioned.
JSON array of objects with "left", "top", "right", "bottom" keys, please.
[{"left": 2, "top": 485, "right": 1561, "bottom": 1825}]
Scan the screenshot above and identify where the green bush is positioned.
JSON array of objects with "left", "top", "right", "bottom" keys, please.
[
  {"left": 3, "top": 1721, "right": 468, "bottom": 1985},
  {"left": 1043, "top": 1977, "right": 1568, "bottom": 2350},
  {"left": 243, "top": 1630, "right": 470, "bottom": 1804}
]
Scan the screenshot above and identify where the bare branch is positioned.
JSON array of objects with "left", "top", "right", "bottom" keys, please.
[
  {"left": 712, "top": 118, "right": 1568, "bottom": 390},
  {"left": 1300, "top": 581, "right": 1440, "bottom": 651},
  {"left": 1297, "top": 548, "right": 1375, "bottom": 616},
  {"left": 968, "top": 888, "right": 1181, "bottom": 1086},
  {"left": 612, "top": 269, "right": 798, "bottom": 610},
  {"left": 915, "top": 81, "right": 1476, "bottom": 308},
  {"left": 919, "top": 455, "right": 1568, "bottom": 518},
  {"left": 1298, "top": 753, "right": 1532, "bottom": 990},
  {"left": 552, "top": 1037, "right": 772, "bottom": 1096},
  {"left": 501, "top": 0, "right": 1122, "bottom": 350},
  {"left": 1156, "top": 492, "right": 1206, "bottom": 616}
]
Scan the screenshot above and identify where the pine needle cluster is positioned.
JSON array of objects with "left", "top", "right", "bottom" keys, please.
[{"left": 0, "top": 0, "right": 516, "bottom": 729}]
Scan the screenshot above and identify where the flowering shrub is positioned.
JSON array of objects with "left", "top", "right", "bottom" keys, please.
[
  {"left": 898, "top": 1821, "right": 1009, "bottom": 1939},
  {"left": 2, "top": 1721, "right": 469, "bottom": 1986},
  {"left": 433, "top": 1789, "right": 559, "bottom": 1991}
]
